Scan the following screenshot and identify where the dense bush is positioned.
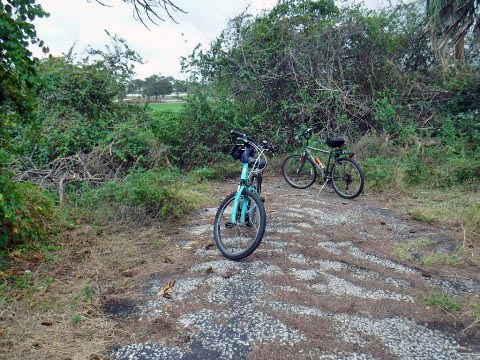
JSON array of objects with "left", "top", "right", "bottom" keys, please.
[
  {"left": 177, "top": 0, "right": 479, "bottom": 190},
  {"left": 0, "top": 170, "right": 57, "bottom": 251},
  {"left": 71, "top": 168, "right": 201, "bottom": 224}
]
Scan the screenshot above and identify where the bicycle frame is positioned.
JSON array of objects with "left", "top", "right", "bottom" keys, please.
[
  {"left": 303, "top": 145, "right": 336, "bottom": 181},
  {"left": 230, "top": 147, "right": 267, "bottom": 225},
  {"left": 230, "top": 163, "right": 250, "bottom": 224}
]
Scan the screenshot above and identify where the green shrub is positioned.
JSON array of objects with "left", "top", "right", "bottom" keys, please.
[
  {"left": 187, "top": 167, "right": 217, "bottom": 182},
  {"left": 403, "top": 158, "right": 432, "bottom": 185},
  {"left": 72, "top": 168, "right": 201, "bottom": 223},
  {"left": 0, "top": 174, "right": 57, "bottom": 251},
  {"left": 362, "top": 157, "right": 396, "bottom": 191}
]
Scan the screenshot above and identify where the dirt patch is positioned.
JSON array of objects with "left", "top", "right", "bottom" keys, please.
[{"left": 1, "top": 177, "right": 479, "bottom": 359}]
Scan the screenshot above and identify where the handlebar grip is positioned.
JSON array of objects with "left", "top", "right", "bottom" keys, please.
[{"left": 230, "top": 130, "right": 247, "bottom": 139}]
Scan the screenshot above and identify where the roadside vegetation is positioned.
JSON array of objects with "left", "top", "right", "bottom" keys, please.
[{"left": 1, "top": 0, "right": 479, "bottom": 353}]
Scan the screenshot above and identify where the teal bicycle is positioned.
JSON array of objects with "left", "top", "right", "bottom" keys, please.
[{"left": 213, "top": 130, "right": 271, "bottom": 260}]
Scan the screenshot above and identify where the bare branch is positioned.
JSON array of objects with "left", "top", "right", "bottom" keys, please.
[{"left": 94, "top": 0, "right": 186, "bottom": 26}]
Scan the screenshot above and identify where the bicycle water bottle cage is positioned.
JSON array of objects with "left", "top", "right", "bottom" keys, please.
[{"left": 326, "top": 137, "right": 345, "bottom": 148}]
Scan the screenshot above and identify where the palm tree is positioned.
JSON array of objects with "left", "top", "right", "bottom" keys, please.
[{"left": 426, "top": 0, "right": 480, "bottom": 66}]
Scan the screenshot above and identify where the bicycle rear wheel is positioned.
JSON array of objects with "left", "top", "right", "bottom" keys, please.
[
  {"left": 213, "top": 190, "right": 266, "bottom": 260},
  {"left": 251, "top": 174, "right": 262, "bottom": 195},
  {"left": 331, "top": 158, "right": 365, "bottom": 199},
  {"left": 282, "top": 154, "right": 317, "bottom": 189}
]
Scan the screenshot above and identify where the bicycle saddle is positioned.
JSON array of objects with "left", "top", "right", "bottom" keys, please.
[{"left": 326, "top": 137, "right": 345, "bottom": 148}]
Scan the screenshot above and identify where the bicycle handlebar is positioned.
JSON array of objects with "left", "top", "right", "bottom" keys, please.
[
  {"left": 230, "top": 130, "right": 248, "bottom": 139},
  {"left": 230, "top": 130, "right": 273, "bottom": 152},
  {"left": 295, "top": 123, "right": 322, "bottom": 141}
]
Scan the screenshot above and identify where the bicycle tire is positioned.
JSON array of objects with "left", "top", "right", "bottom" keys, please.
[
  {"left": 251, "top": 174, "right": 262, "bottom": 195},
  {"left": 331, "top": 158, "right": 365, "bottom": 199},
  {"left": 282, "top": 154, "right": 317, "bottom": 189},
  {"left": 213, "top": 190, "right": 266, "bottom": 260}
]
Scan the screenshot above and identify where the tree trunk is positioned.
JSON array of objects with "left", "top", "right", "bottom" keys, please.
[{"left": 454, "top": 34, "right": 465, "bottom": 61}]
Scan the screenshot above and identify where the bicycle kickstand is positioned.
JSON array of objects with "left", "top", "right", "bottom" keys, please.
[{"left": 316, "top": 180, "right": 328, "bottom": 196}]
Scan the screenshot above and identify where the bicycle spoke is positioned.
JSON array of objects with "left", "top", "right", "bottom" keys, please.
[
  {"left": 331, "top": 158, "right": 364, "bottom": 199},
  {"left": 282, "top": 154, "right": 317, "bottom": 189},
  {"left": 214, "top": 191, "right": 266, "bottom": 259}
]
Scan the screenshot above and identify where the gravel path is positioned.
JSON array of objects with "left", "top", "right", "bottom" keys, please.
[{"left": 109, "top": 177, "right": 480, "bottom": 360}]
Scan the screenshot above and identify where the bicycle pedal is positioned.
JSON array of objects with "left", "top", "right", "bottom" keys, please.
[{"left": 225, "top": 222, "right": 236, "bottom": 228}]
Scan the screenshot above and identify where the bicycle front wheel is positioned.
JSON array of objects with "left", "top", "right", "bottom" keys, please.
[
  {"left": 331, "top": 158, "right": 365, "bottom": 199},
  {"left": 213, "top": 190, "right": 266, "bottom": 260},
  {"left": 282, "top": 154, "right": 317, "bottom": 189}
]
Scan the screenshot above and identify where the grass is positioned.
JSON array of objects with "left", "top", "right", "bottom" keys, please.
[
  {"left": 395, "top": 187, "right": 480, "bottom": 255},
  {"left": 392, "top": 238, "right": 433, "bottom": 260},
  {"left": 392, "top": 238, "right": 462, "bottom": 266},
  {"left": 148, "top": 102, "right": 185, "bottom": 112},
  {"left": 464, "top": 296, "right": 480, "bottom": 334},
  {"left": 420, "top": 293, "right": 461, "bottom": 312},
  {"left": 420, "top": 252, "right": 460, "bottom": 266}
]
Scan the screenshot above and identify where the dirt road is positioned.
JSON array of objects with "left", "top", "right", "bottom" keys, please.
[{"left": 108, "top": 176, "right": 480, "bottom": 359}]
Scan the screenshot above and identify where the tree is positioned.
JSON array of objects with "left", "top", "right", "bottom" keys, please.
[
  {"left": 426, "top": 0, "right": 480, "bottom": 65},
  {"left": 173, "top": 80, "right": 187, "bottom": 98},
  {"left": 87, "top": 31, "right": 144, "bottom": 92},
  {"left": 94, "top": 0, "right": 186, "bottom": 27},
  {"left": 0, "top": 0, "right": 49, "bottom": 121},
  {"left": 144, "top": 75, "right": 173, "bottom": 102},
  {"left": 0, "top": 1, "right": 53, "bottom": 252},
  {"left": 128, "top": 78, "right": 145, "bottom": 99}
]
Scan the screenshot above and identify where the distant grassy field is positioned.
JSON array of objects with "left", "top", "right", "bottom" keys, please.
[
  {"left": 164, "top": 94, "right": 188, "bottom": 100},
  {"left": 148, "top": 102, "right": 185, "bottom": 112}
]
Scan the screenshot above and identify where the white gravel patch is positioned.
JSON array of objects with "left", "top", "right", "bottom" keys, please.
[
  {"left": 208, "top": 276, "right": 264, "bottom": 304},
  {"left": 293, "top": 207, "right": 361, "bottom": 225},
  {"left": 308, "top": 350, "right": 376, "bottom": 360},
  {"left": 348, "top": 267, "right": 413, "bottom": 289},
  {"left": 318, "top": 241, "right": 419, "bottom": 275},
  {"left": 291, "top": 268, "right": 318, "bottom": 280},
  {"left": 190, "top": 259, "right": 242, "bottom": 277},
  {"left": 288, "top": 253, "right": 309, "bottom": 264},
  {"left": 266, "top": 239, "right": 290, "bottom": 248},
  {"left": 179, "top": 306, "right": 306, "bottom": 358},
  {"left": 318, "top": 241, "right": 345, "bottom": 255},
  {"left": 270, "top": 285, "right": 300, "bottom": 293},
  {"left": 315, "top": 260, "right": 347, "bottom": 272},
  {"left": 296, "top": 222, "right": 314, "bottom": 229},
  {"left": 249, "top": 261, "right": 284, "bottom": 276},
  {"left": 333, "top": 315, "right": 471, "bottom": 360},
  {"left": 188, "top": 224, "right": 213, "bottom": 235},
  {"left": 282, "top": 207, "right": 308, "bottom": 217},
  {"left": 190, "top": 259, "right": 283, "bottom": 278},
  {"left": 141, "top": 277, "right": 202, "bottom": 319},
  {"left": 311, "top": 273, "right": 410, "bottom": 301},
  {"left": 194, "top": 248, "right": 218, "bottom": 256},
  {"left": 275, "top": 227, "right": 303, "bottom": 234},
  {"left": 261, "top": 300, "right": 325, "bottom": 317},
  {"left": 113, "top": 341, "right": 184, "bottom": 359}
]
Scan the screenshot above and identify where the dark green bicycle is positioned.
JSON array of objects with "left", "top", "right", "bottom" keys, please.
[{"left": 282, "top": 125, "right": 365, "bottom": 199}]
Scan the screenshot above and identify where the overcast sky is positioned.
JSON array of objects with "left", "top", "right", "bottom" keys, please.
[{"left": 32, "top": 0, "right": 391, "bottom": 80}]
